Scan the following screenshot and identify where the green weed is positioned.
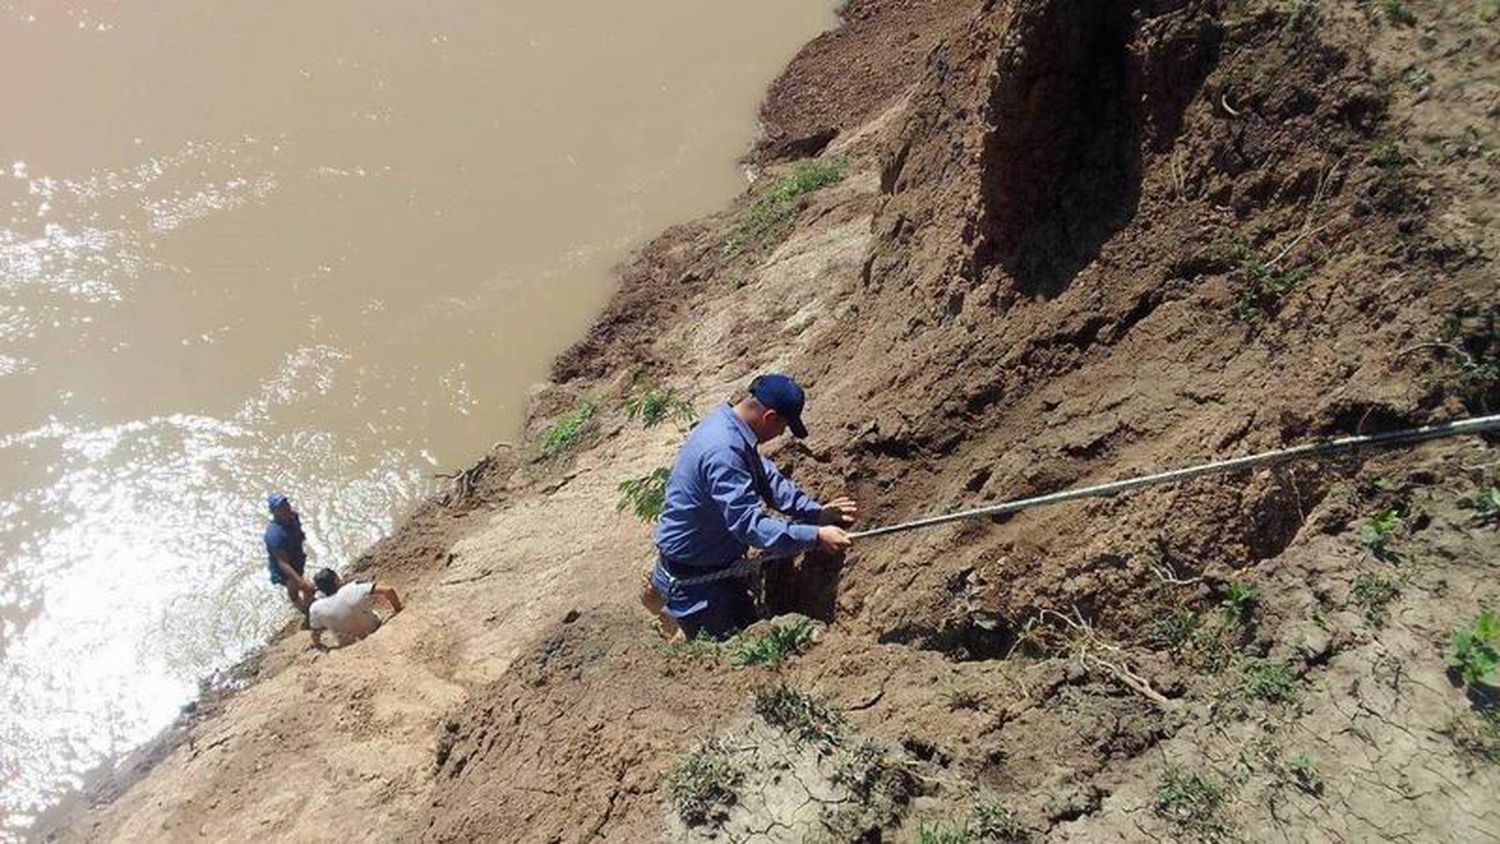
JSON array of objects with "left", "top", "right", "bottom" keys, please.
[
  {"left": 1154, "top": 766, "right": 1228, "bottom": 838},
  {"left": 1222, "top": 582, "right": 1258, "bottom": 626},
  {"left": 722, "top": 157, "right": 849, "bottom": 257},
  {"left": 1444, "top": 707, "right": 1500, "bottom": 764},
  {"left": 1350, "top": 572, "right": 1401, "bottom": 626},
  {"left": 730, "top": 618, "right": 816, "bottom": 668},
  {"left": 1449, "top": 610, "right": 1499, "bottom": 688},
  {"left": 1437, "top": 299, "right": 1500, "bottom": 412},
  {"left": 664, "top": 739, "right": 743, "bottom": 826},
  {"left": 1146, "top": 608, "right": 1200, "bottom": 651},
  {"left": 1383, "top": 0, "right": 1416, "bottom": 25},
  {"left": 1372, "top": 140, "right": 1406, "bottom": 169},
  {"left": 1240, "top": 659, "right": 1300, "bottom": 704},
  {"left": 1287, "top": 753, "right": 1323, "bottom": 795},
  {"left": 617, "top": 467, "right": 671, "bottom": 522},
  {"left": 623, "top": 380, "right": 696, "bottom": 429},
  {"left": 1361, "top": 506, "right": 1405, "bottom": 561},
  {"left": 1464, "top": 487, "right": 1500, "bottom": 525},
  {"left": 916, "top": 824, "right": 974, "bottom": 844},
  {"left": 1229, "top": 239, "right": 1304, "bottom": 323},
  {"left": 663, "top": 630, "right": 722, "bottom": 663},
  {"left": 971, "top": 801, "right": 1029, "bottom": 842},
  {"left": 753, "top": 683, "right": 843, "bottom": 746},
  {"left": 540, "top": 397, "right": 597, "bottom": 458}
]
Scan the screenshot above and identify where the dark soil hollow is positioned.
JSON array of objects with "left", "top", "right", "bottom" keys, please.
[{"left": 977, "top": 0, "right": 1143, "bottom": 297}]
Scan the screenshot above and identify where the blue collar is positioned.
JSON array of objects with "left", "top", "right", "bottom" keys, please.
[{"left": 720, "top": 404, "right": 759, "bottom": 450}]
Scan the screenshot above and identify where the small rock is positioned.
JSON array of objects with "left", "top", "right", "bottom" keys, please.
[{"left": 562, "top": 609, "right": 581, "bottom": 624}]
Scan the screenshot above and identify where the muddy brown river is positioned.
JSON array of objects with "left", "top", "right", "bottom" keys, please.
[{"left": 0, "top": 1, "right": 834, "bottom": 835}]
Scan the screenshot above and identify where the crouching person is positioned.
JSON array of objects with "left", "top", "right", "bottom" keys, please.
[{"left": 308, "top": 567, "right": 403, "bottom": 649}]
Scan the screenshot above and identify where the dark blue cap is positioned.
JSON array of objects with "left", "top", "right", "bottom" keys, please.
[
  {"left": 751, "top": 373, "right": 807, "bottom": 438},
  {"left": 267, "top": 493, "right": 289, "bottom": 512}
]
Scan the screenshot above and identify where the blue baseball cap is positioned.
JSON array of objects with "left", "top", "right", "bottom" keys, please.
[
  {"left": 267, "top": 493, "right": 290, "bottom": 512},
  {"left": 751, "top": 373, "right": 808, "bottom": 438}
]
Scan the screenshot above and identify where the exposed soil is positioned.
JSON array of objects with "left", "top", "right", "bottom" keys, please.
[{"left": 56, "top": 0, "right": 1500, "bottom": 841}]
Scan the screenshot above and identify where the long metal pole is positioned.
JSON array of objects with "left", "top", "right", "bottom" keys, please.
[{"left": 847, "top": 414, "right": 1500, "bottom": 541}]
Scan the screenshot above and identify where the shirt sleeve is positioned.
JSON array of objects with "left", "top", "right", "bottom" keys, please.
[
  {"left": 759, "top": 456, "right": 823, "bottom": 523},
  {"left": 704, "top": 451, "right": 819, "bottom": 555},
  {"left": 264, "top": 525, "right": 284, "bottom": 554}
]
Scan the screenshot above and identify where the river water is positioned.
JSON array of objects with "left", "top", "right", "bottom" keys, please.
[{"left": 0, "top": 1, "right": 834, "bottom": 835}]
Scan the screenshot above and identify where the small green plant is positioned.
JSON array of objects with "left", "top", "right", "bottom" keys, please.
[
  {"left": 1229, "top": 239, "right": 1304, "bottom": 323},
  {"left": 664, "top": 740, "right": 743, "bottom": 826},
  {"left": 1350, "top": 572, "right": 1401, "bottom": 626},
  {"left": 916, "top": 824, "right": 974, "bottom": 844},
  {"left": 971, "top": 800, "right": 1029, "bottom": 841},
  {"left": 1154, "top": 766, "right": 1227, "bottom": 837},
  {"left": 1443, "top": 707, "right": 1500, "bottom": 764},
  {"left": 1287, "top": 753, "right": 1323, "bottom": 795},
  {"left": 753, "top": 683, "right": 843, "bottom": 746},
  {"left": 722, "top": 156, "right": 849, "bottom": 257},
  {"left": 1449, "top": 610, "right": 1499, "bottom": 688},
  {"left": 540, "top": 397, "right": 597, "bottom": 458},
  {"left": 1221, "top": 582, "right": 1258, "bottom": 625},
  {"left": 1436, "top": 300, "right": 1500, "bottom": 412},
  {"left": 1240, "top": 659, "right": 1300, "bottom": 704},
  {"left": 1383, "top": 0, "right": 1416, "bottom": 26},
  {"left": 1146, "top": 608, "right": 1200, "bottom": 651},
  {"left": 1361, "top": 506, "right": 1405, "bottom": 560},
  {"left": 663, "top": 630, "right": 722, "bottom": 663},
  {"left": 617, "top": 467, "right": 671, "bottom": 522},
  {"left": 730, "top": 618, "right": 816, "bottom": 668},
  {"left": 1372, "top": 140, "right": 1405, "bottom": 170},
  {"left": 1463, "top": 486, "right": 1500, "bottom": 525},
  {"left": 623, "top": 380, "right": 696, "bottom": 429}
]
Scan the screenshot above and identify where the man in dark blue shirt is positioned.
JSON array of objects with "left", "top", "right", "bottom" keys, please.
[
  {"left": 650, "top": 374, "right": 856, "bottom": 639},
  {"left": 265, "top": 493, "right": 316, "bottom": 613}
]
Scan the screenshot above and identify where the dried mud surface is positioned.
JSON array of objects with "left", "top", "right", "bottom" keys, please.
[{"left": 58, "top": 0, "right": 1500, "bottom": 841}]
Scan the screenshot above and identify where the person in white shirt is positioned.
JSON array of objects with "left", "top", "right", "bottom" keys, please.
[{"left": 308, "top": 567, "right": 403, "bottom": 648}]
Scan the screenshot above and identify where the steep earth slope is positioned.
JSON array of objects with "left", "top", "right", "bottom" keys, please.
[{"left": 59, "top": 0, "right": 1498, "bottom": 841}]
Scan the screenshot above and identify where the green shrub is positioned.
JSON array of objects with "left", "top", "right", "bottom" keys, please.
[
  {"left": 731, "top": 618, "right": 816, "bottom": 668},
  {"left": 1450, "top": 610, "right": 1499, "bottom": 688},
  {"left": 664, "top": 740, "right": 742, "bottom": 826},
  {"left": 540, "top": 398, "right": 597, "bottom": 458},
  {"left": 916, "top": 824, "right": 974, "bottom": 844},
  {"left": 1154, "top": 766, "right": 1227, "bottom": 837},
  {"left": 971, "top": 801, "right": 1029, "bottom": 842},
  {"left": 623, "top": 380, "right": 696, "bottom": 429},
  {"left": 1146, "top": 608, "right": 1200, "bottom": 650},
  {"left": 1350, "top": 572, "right": 1401, "bottom": 626},
  {"left": 617, "top": 467, "right": 671, "bottom": 522}
]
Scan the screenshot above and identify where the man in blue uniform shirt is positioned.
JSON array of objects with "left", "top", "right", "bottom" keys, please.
[
  {"left": 265, "top": 493, "right": 317, "bottom": 613},
  {"left": 651, "top": 374, "right": 856, "bottom": 640}
]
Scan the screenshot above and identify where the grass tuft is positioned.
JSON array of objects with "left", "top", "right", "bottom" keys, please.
[
  {"left": 1239, "top": 659, "right": 1300, "bottom": 704},
  {"left": 540, "top": 397, "right": 597, "bottom": 458},
  {"left": 664, "top": 740, "right": 742, "bottom": 827},
  {"left": 1350, "top": 572, "right": 1401, "bottom": 626},
  {"left": 1154, "top": 766, "right": 1228, "bottom": 837},
  {"left": 753, "top": 683, "right": 843, "bottom": 746},
  {"left": 722, "top": 157, "right": 849, "bottom": 257},
  {"left": 730, "top": 618, "right": 816, "bottom": 668}
]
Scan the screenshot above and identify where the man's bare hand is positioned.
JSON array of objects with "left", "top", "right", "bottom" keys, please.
[
  {"left": 818, "top": 497, "right": 859, "bottom": 527},
  {"left": 816, "top": 525, "right": 852, "bottom": 554}
]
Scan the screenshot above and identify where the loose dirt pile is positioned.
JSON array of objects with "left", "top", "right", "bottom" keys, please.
[{"left": 58, "top": 0, "right": 1498, "bottom": 841}]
